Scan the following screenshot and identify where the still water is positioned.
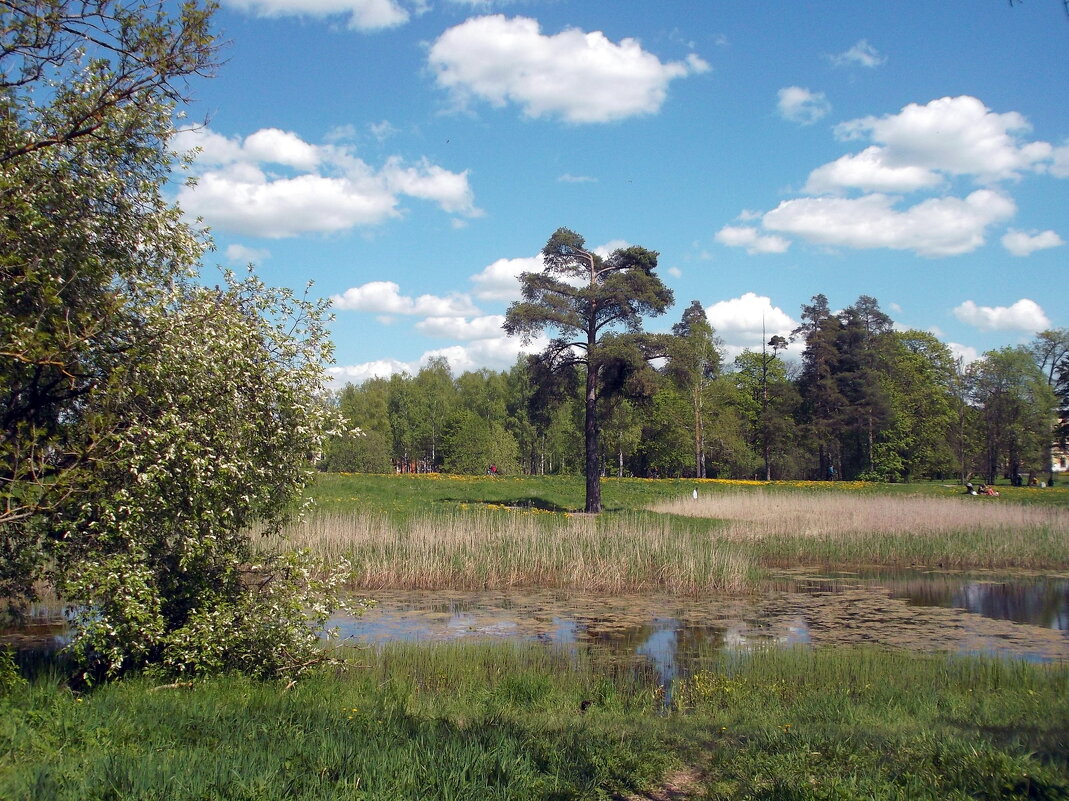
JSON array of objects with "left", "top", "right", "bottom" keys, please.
[
  {"left": 6, "top": 571, "right": 1069, "bottom": 684},
  {"left": 329, "top": 570, "right": 1069, "bottom": 685}
]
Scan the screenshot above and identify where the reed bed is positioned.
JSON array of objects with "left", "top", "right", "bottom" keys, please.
[
  {"left": 651, "top": 490, "right": 1069, "bottom": 568},
  {"left": 274, "top": 508, "right": 756, "bottom": 594}
]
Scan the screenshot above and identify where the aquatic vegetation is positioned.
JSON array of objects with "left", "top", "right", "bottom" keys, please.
[{"left": 274, "top": 509, "right": 755, "bottom": 594}]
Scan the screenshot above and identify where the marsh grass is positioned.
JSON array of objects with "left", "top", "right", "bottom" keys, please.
[
  {"left": 3, "top": 643, "right": 1068, "bottom": 800},
  {"left": 274, "top": 487, "right": 1069, "bottom": 594},
  {"left": 274, "top": 508, "right": 755, "bottom": 594},
  {"left": 651, "top": 490, "right": 1069, "bottom": 569}
]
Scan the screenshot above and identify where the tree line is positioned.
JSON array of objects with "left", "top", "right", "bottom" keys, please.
[{"left": 325, "top": 301, "right": 1068, "bottom": 493}]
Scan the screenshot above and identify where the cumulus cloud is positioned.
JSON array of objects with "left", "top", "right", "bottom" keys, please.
[
  {"left": 428, "top": 15, "right": 709, "bottom": 123},
  {"left": 225, "top": 243, "right": 271, "bottom": 263},
  {"left": 717, "top": 95, "right": 1069, "bottom": 258},
  {"left": 777, "top": 86, "right": 830, "bottom": 125},
  {"left": 469, "top": 254, "right": 543, "bottom": 301},
  {"left": 834, "top": 95, "right": 1052, "bottom": 182},
  {"left": 804, "top": 146, "right": 942, "bottom": 194},
  {"left": 830, "top": 39, "right": 886, "bottom": 68},
  {"left": 952, "top": 298, "right": 1050, "bottom": 332},
  {"left": 715, "top": 225, "right": 790, "bottom": 254},
  {"left": 174, "top": 126, "right": 479, "bottom": 237},
  {"left": 331, "top": 281, "right": 480, "bottom": 317},
  {"left": 1052, "top": 141, "right": 1069, "bottom": 178},
  {"left": 415, "top": 315, "right": 506, "bottom": 340},
  {"left": 704, "top": 292, "right": 797, "bottom": 346},
  {"left": 1001, "top": 229, "right": 1065, "bottom": 257},
  {"left": 328, "top": 358, "right": 413, "bottom": 383},
  {"left": 947, "top": 342, "right": 980, "bottom": 366},
  {"left": 241, "top": 128, "right": 320, "bottom": 170},
  {"left": 329, "top": 331, "right": 549, "bottom": 384},
  {"left": 762, "top": 190, "right": 1015, "bottom": 257},
  {"left": 219, "top": 0, "right": 410, "bottom": 31}
]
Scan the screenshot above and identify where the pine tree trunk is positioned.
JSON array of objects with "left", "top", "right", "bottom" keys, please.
[{"left": 585, "top": 362, "right": 601, "bottom": 513}]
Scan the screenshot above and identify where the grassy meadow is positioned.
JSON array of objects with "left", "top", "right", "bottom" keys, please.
[
  {"left": 3, "top": 643, "right": 1068, "bottom": 800},
  {"left": 282, "top": 473, "right": 1069, "bottom": 593},
  {"left": 6, "top": 473, "right": 1069, "bottom": 800}
]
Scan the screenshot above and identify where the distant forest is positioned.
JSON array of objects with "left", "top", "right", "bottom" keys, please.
[{"left": 323, "top": 295, "right": 1069, "bottom": 484}]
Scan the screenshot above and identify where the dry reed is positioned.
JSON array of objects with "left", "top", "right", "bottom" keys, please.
[
  {"left": 273, "top": 509, "right": 754, "bottom": 595},
  {"left": 650, "top": 490, "right": 1069, "bottom": 568}
]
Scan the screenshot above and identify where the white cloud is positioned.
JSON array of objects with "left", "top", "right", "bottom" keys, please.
[
  {"left": 421, "top": 333, "right": 549, "bottom": 374},
  {"left": 225, "top": 243, "right": 271, "bottom": 263},
  {"left": 182, "top": 167, "right": 400, "bottom": 237},
  {"left": 704, "top": 292, "right": 797, "bottom": 344},
  {"left": 592, "top": 239, "right": 631, "bottom": 258},
  {"left": 381, "top": 156, "right": 480, "bottom": 215},
  {"left": 1001, "top": 229, "right": 1065, "bottom": 257},
  {"left": 834, "top": 96, "right": 1052, "bottom": 182},
  {"left": 558, "top": 173, "right": 598, "bottom": 183},
  {"left": 415, "top": 315, "right": 506, "bottom": 340},
  {"left": 331, "top": 281, "right": 480, "bottom": 316},
  {"left": 428, "top": 15, "right": 709, "bottom": 123},
  {"left": 328, "top": 358, "right": 412, "bottom": 383},
  {"left": 469, "top": 254, "right": 544, "bottom": 301},
  {"left": 715, "top": 225, "right": 791, "bottom": 254},
  {"left": 368, "top": 120, "right": 398, "bottom": 141},
  {"left": 330, "top": 331, "right": 549, "bottom": 385},
  {"left": 666, "top": 266, "right": 682, "bottom": 278},
  {"left": 804, "top": 146, "right": 943, "bottom": 194},
  {"left": 175, "top": 126, "right": 479, "bottom": 237},
  {"left": 219, "top": 0, "right": 410, "bottom": 30},
  {"left": 762, "top": 190, "right": 1015, "bottom": 257},
  {"left": 172, "top": 127, "right": 246, "bottom": 165},
  {"left": 777, "top": 86, "right": 830, "bottom": 126},
  {"left": 1052, "top": 141, "right": 1069, "bottom": 178},
  {"left": 830, "top": 39, "right": 886, "bottom": 68},
  {"left": 952, "top": 298, "right": 1050, "bottom": 332},
  {"left": 324, "top": 124, "right": 357, "bottom": 143},
  {"left": 241, "top": 128, "right": 321, "bottom": 170},
  {"left": 947, "top": 342, "right": 980, "bottom": 366}
]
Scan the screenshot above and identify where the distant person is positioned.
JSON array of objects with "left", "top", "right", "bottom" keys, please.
[{"left": 965, "top": 482, "right": 976, "bottom": 495}]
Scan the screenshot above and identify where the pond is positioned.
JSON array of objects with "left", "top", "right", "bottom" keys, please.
[
  {"left": 6, "top": 570, "right": 1069, "bottom": 684},
  {"left": 330, "top": 570, "right": 1069, "bottom": 685}
]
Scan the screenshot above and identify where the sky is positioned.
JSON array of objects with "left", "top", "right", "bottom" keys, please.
[{"left": 171, "top": 0, "right": 1069, "bottom": 383}]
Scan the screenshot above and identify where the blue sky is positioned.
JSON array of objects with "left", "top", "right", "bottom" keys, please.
[{"left": 172, "top": 0, "right": 1069, "bottom": 382}]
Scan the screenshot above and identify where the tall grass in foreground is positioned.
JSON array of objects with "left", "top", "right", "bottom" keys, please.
[
  {"left": 3, "top": 643, "right": 1068, "bottom": 800},
  {"left": 275, "top": 509, "right": 755, "bottom": 594},
  {"left": 651, "top": 490, "right": 1069, "bottom": 569}
]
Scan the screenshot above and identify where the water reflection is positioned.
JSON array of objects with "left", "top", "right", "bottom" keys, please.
[
  {"left": 330, "top": 572, "right": 1069, "bottom": 681},
  {"left": 5, "top": 572, "right": 1069, "bottom": 679},
  {"left": 769, "top": 569, "right": 1069, "bottom": 630}
]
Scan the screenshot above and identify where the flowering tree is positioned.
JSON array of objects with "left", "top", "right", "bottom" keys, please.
[{"left": 1, "top": 0, "right": 348, "bottom": 681}]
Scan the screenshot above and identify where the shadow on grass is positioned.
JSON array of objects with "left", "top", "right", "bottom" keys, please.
[{"left": 436, "top": 497, "right": 576, "bottom": 513}]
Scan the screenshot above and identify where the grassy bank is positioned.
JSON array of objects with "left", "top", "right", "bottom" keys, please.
[
  {"left": 288, "top": 474, "right": 1069, "bottom": 588},
  {"left": 3, "top": 644, "right": 1068, "bottom": 800}
]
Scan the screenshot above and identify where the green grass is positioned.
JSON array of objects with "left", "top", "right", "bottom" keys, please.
[
  {"left": 3, "top": 644, "right": 1068, "bottom": 800},
  {"left": 308, "top": 472, "right": 1069, "bottom": 519}
]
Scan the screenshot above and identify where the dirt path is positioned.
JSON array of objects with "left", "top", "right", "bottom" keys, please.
[{"left": 616, "top": 767, "right": 702, "bottom": 801}]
